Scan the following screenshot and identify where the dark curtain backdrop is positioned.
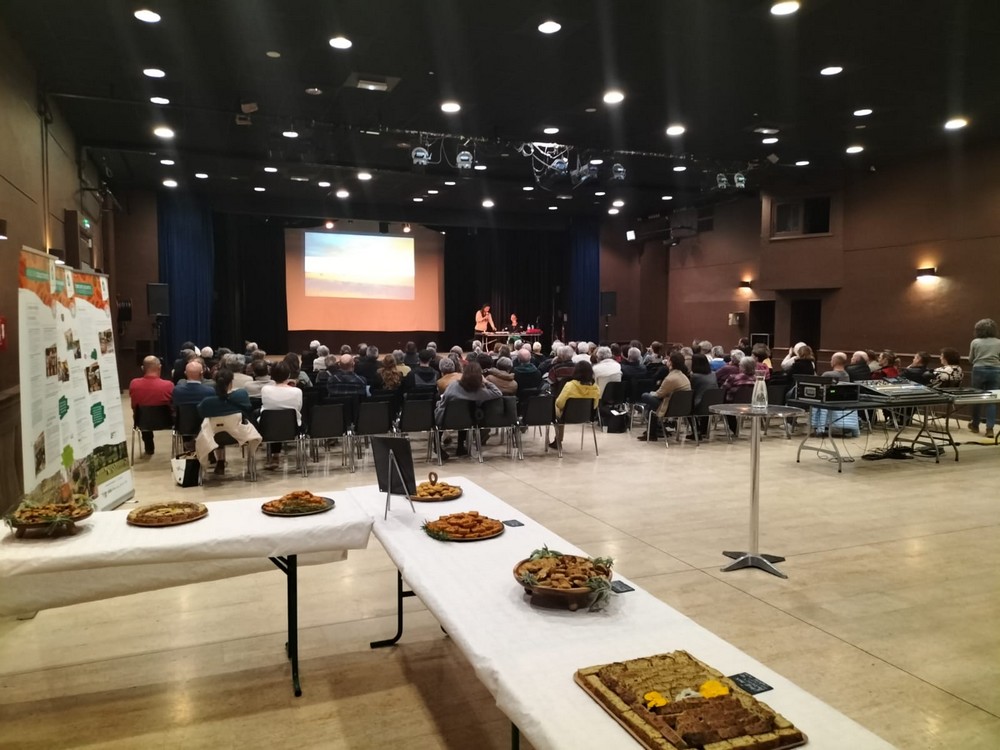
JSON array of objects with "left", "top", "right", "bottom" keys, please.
[
  {"left": 569, "top": 218, "right": 601, "bottom": 343},
  {"left": 157, "top": 193, "right": 214, "bottom": 361},
  {"left": 443, "top": 228, "right": 570, "bottom": 349},
  {"left": 212, "top": 214, "right": 288, "bottom": 354}
]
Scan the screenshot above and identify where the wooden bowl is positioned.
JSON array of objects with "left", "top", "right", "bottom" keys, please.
[{"left": 513, "top": 556, "right": 612, "bottom": 611}]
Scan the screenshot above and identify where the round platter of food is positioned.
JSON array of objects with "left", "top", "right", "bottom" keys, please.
[
  {"left": 261, "top": 490, "right": 335, "bottom": 516},
  {"left": 412, "top": 472, "right": 463, "bottom": 501},
  {"left": 127, "top": 501, "right": 208, "bottom": 527},
  {"left": 513, "top": 546, "right": 614, "bottom": 611},
  {"left": 6, "top": 499, "right": 94, "bottom": 538},
  {"left": 422, "top": 511, "right": 505, "bottom": 542}
]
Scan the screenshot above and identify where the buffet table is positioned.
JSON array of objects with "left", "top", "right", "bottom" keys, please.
[
  {"left": 348, "top": 478, "right": 894, "bottom": 750},
  {"left": 0, "top": 493, "right": 374, "bottom": 695}
]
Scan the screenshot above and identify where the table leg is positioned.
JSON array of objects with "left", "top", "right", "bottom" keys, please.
[
  {"left": 370, "top": 569, "right": 416, "bottom": 649},
  {"left": 722, "top": 415, "right": 788, "bottom": 578},
  {"left": 511, "top": 723, "right": 520, "bottom": 750},
  {"left": 269, "top": 555, "right": 301, "bottom": 696}
]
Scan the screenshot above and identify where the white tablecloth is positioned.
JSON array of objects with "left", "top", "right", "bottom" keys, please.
[
  {"left": 348, "top": 478, "right": 894, "bottom": 750},
  {"left": 0, "top": 492, "right": 373, "bottom": 616}
]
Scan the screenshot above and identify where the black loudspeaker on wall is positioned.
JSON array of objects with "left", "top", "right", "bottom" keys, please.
[
  {"left": 147, "top": 283, "right": 170, "bottom": 316},
  {"left": 599, "top": 291, "right": 617, "bottom": 317},
  {"left": 378, "top": 221, "right": 389, "bottom": 234}
]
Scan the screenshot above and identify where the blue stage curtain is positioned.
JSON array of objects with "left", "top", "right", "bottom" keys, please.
[
  {"left": 157, "top": 193, "right": 214, "bottom": 361},
  {"left": 569, "top": 218, "right": 600, "bottom": 342}
]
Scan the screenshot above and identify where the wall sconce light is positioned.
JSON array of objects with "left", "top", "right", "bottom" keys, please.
[
  {"left": 916, "top": 267, "right": 937, "bottom": 279},
  {"left": 739, "top": 280, "right": 753, "bottom": 289},
  {"left": 0, "top": 219, "right": 7, "bottom": 240},
  {"left": 402, "top": 223, "right": 412, "bottom": 233},
  {"left": 324, "top": 220, "right": 335, "bottom": 229}
]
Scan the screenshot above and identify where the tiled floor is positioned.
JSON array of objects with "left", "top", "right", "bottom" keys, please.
[{"left": 2, "top": 410, "right": 999, "bottom": 749}]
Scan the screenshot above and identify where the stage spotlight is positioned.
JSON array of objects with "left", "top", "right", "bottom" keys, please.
[
  {"left": 610, "top": 163, "right": 626, "bottom": 181},
  {"left": 570, "top": 163, "right": 598, "bottom": 186},
  {"left": 411, "top": 146, "right": 430, "bottom": 166},
  {"left": 456, "top": 150, "right": 474, "bottom": 169},
  {"left": 550, "top": 156, "right": 569, "bottom": 172},
  {"left": 734, "top": 172, "right": 747, "bottom": 189},
  {"left": 403, "top": 223, "right": 412, "bottom": 233},
  {"left": 716, "top": 173, "right": 730, "bottom": 189}
]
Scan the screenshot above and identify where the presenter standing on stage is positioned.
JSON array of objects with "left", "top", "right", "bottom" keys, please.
[{"left": 475, "top": 304, "right": 496, "bottom": 333}]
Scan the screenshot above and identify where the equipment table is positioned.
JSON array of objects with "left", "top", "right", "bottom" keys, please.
[
  {"left": 348, "top": 477, "right": 893, "bottom": 750},
  {"left": 0, "top": 493, "right": 374, "bottom": 696}
]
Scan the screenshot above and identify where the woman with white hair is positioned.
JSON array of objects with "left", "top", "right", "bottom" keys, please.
[{"left": 592, "top": 346, "right": 622, "bottom": 396}]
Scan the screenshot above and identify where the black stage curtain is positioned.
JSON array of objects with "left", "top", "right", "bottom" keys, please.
[
  {"left": 443, "top": 227, "right": 570, "bottom": 350},
  {"left": 157, "top": 193, "right": 214, "bottom": 362},
  {"left": 211, "top": 214, "right": 288, "bottom": 354},
  {"left": 569, "top": 218, "right": 601, "bottom": 343}
]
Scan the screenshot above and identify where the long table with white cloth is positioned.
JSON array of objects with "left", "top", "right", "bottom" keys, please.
[
  {"left": 347, "top": 477, "right": 894, "bottom": 749},
  {"left": 0, "top": 493, "right": 374, "bottom": 695}
]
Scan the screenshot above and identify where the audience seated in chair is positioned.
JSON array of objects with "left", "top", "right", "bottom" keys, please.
[
  {"left": 260, "top": 361, "right": 303, "bottom": 469},
  {"left": 638, "top": 352, "right": 692, "bottom": 442},
  {"left": 486, "top": 356, "right": 518, "bottom": 396},
  {"left": 196, "top": 369, "right": 260, "bottom": 474},
  {"left": 327, "top": 354, "right": 369, "bottom": 398},
  {"left": 128, "top": 355, "right": 174, "bottom": 456},
  {"left": 553, "top": 360, "right": 600, "bottom": 449},
  {"left": 434, "top": 362, "right": 501, "bottom": 459},
  {"left": 592, "top": 346, "right": 622, "bottom": 396},
  {"left": 403, "top": 349, "right": 440, "bottom": 395}
]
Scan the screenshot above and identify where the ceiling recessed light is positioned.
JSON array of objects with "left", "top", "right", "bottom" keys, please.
[
  {"left": 336, "top": 189, "right": 350, "bottom": 198},
  {"left": 556, "top": 194, "right": 572, "bottom": 200},
  {"left": 944, "top": 117, "right": 968, "bottom": 130},
  {"left": 440, "top": 101, "right": 461, "bottom": 113},
  {"left": 329, "top": 36, "right": 352, "bottom": 49},
  {"left": 253, "top": 186, "right": 265, "bottom": 192},
  {"left": 265, "top": 50, "right": 281, "bottom": 58},
  {"left": 855, "top": 124, "right": 867, "bottom": 130},
  {"left": 162, "top": 179, "right": 177, "bottom": 188},
  {"left": 853, "top": 108, "right": 873, "bottom": 117},
  {"left": 612, "top": 199, "right": 625, "bottom": 207},
  {"left": 150, "top": 96, "right": 170, "bottom": 105},
  {"left": 282, "top": 129, "right": 299, "bottom": 138},
  {"left": 820, "top": 66, "right": 843, "bottom": 76},
  {"left": 585, "top": 107, "right": 597, "bottom": 113},
  {"left": 762, "top": 137, "right": 779, "bottom": 144},
  {"left": 194, "top": 172, "right": 208, "bottom": 179},
  {"left": 537, "top": 20, "right": 562, "bottom": 34},
  {"left": 264, "top": 166, "right": 278, "bottom": 173},
  {"left": 795, "top": 160, "right": 810, "bottom": 166},
  {"left": 589, "top": 158, "right": 604, "bottom": 165},
  {"left": 153, "top": 126, "right": 174, "bottom": 139},
  {"left": 305, "top": 87, "right": 323, "bottom": 96},
  {"left": 603, "top": 90, "right": 625, "bottom": 104},
  {"left": 290, "top": 176, "right": 309, "bottom": 182},
  {"left": 673, "top": 165, "right": 687, "bottom": 172},
  {"left": 357, "top": 172, "right": 372, "bottom": 181},
  {"left": 594, "top": 191, "right": 606, "bottom": 196},
  {"left": 548, "top": 206, "right": 558, "bottom": 211},
  {"left": 522, "top": 186, "right": 534, "bottom": 191},
  {"left": 159, "top": 159, "right": 174, "bottom": 165},
  {"left": 753, "top": 127, "right": 779, "bottom": 135},
  {"left": 665, "top": 124, "right": 686, "bottom": 136},
  {"left": 482, "top": 199, "right": 494, "bottom": 208},
  {"left": 143, "top": 68, "right": 166, "bottom": 78},
  {"left": 134, "top": 9, "right": 161, "bottom": 23},
  {"left": 543, "top": 126, "right": 560, "bottom": 135},
  {"left": 413, "top": 197, "right": 424, "bottom": 202},
  {"left": 607, "top": 208, "right": 620, "bottom": 215},
  {"left": 427, "top": 189, "right": 439, "bottom": 194},
  {"left": 317, "top": 181, "right": 331, "bottom": 187},
  {"left": 770, "top": 1, "right": 800, "bottom": 15},
  {"left": 661, "top": 195, "right": 673, "bottom": 200},
  {"left": 845, "top": 145, "right": 864, "bottom": 154},
  {"left": 444, "top": 180, "right": 456, "bottom": 186},
  {"left": 473, "top": 164, "right": 487, "bottom": 171}
]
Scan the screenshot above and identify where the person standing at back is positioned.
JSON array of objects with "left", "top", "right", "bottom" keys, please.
[{"left": 968, "top": 317, "right": 1000, "bottom": 438}]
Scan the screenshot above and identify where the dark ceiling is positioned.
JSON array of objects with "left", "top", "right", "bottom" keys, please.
[{"left": 3, "top": 0, "right": 998, "bottom": 224}]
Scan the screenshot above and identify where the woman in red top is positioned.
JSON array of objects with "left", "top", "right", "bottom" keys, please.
[{"left": 871, "top": 350, "right": 901, "bottom": 380}]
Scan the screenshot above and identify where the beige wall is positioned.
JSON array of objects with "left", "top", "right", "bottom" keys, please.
[{"left": 0, "top": 21, "right": 104, "bottom": 510}]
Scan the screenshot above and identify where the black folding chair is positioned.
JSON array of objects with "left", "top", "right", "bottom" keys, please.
[
  {"left": 598, "top": 380, "right": 627, "bottom": 429},
  {"left": 556, "top": 397, "right": 599, "bottom": 457},
  {"left": 519, "top": 394, "right": 556, "bottom": 457},
  {"left": 478, "top": 396, "right": 521, "bottom": 460},
  {"left": 437, "top": 399, "right": 480, "bottom": 462},
  {"left": 259, "top": 409, "right": 307, "bottom": 477},
  {"left": 306, "top": 403, "right": 349, "bottom": 469},
  {"left": 628, "top": 378, "right": 656, "bottom": 429},
  {"left": 173, "top": 403, "right": 203, "bottom": 457},
  {"left": 397, "top": 397, "right": 438, "bottom": 463},
  {"left": 130, "top": 404, "right": 174, "bottom": 464},
  {"left": 695, "top": 388, "right": 726, "bottom": 441},
  {"left": 654, "top": 390, "right": 695, "bottom": 447},
  {"left": 353, "top": 399, "right": 394, "bottom": 471}
]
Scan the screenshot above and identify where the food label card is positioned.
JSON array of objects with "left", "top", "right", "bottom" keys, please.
[{"left": 728, "top": 672, "right": 773, "bottom": 694}]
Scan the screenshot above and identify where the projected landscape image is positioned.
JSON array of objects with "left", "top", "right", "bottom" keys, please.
[{"left": 305, "top": 232, "right": 415, "bottom": 300}]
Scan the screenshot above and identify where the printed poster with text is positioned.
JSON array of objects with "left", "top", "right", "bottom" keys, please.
[{"left": 18, "top": 248, "right": 133, "bottom": 511}]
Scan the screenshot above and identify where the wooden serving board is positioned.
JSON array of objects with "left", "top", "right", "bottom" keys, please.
[{"left": 573, "top": 652, "right": 808, "bottom": 750}]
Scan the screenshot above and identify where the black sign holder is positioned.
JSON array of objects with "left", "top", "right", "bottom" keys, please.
[{"left": 371, "top": 436, "right": 417, "bottom": 519}]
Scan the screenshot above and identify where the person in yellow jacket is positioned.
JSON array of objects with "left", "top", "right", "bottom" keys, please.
[{"left": 552, "top": 360, "right": 600, "bottom": 448}]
